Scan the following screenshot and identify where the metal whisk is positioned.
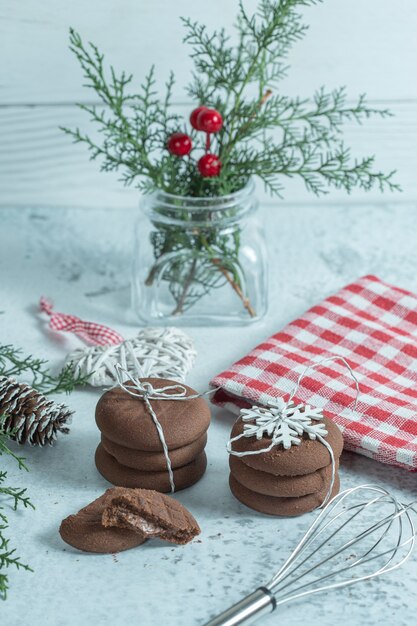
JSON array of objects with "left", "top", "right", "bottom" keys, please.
[{"left": 203, "top": 484, "right": 416, "bottom": 626}]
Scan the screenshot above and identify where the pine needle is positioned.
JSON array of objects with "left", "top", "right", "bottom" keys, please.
[
  {"left": 0, "top": 345, "right": 90, "bottom": 394},
  {"left": 0, "top": 415, "right": 34, "bottom": 600}
]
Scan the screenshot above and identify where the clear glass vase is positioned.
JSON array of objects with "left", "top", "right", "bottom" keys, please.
[{"left": 131, "top": 180, "right": 267, "bottom": 325}]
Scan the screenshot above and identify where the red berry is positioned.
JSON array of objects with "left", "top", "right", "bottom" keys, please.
[
  {"left": 167, "top": 132, "right": 192, "bottom": 156},
  {"left": 190, "top": 106, "right": 208, "bottom": 130},
  {"left": 198, "top": 153, "right": 222, "bottom": 177},
  {"left": 196, "top": 108, "right": 223, "bottom": 133}
]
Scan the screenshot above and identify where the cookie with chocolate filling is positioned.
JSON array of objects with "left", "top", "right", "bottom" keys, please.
[
  {"left": 102, "top": 487, "right": 200, "bottom": 544},
  {"left": 59, "top": 487, "right": 200, "bottom": 553}
]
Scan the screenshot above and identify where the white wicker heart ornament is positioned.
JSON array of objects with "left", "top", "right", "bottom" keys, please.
[{"left": 66, "top": 327, "right": 197, "bottom": 387}]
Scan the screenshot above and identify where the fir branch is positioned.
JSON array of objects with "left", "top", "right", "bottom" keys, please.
[
  {"left": 62, "top": 29, "right": 183, "bottom": 192},
  {"left": 0, "top": 415, "right": 34, "bottom": 600},
  {"left": 0, "top": 345, "right": 90, "bottom": 395},
  {"left": 0, "top": 436, "right": 27, "bottom": 472},
  {"left": 66, "top": 2, "right": 399, "bottom": 198}
]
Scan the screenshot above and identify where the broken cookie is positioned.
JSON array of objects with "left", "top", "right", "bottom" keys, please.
[
  {"left": 59, "top": 487, "right": 200, "bottom": 553},
  {"left": 102, "top": 487, "right": 200, "bottom": 545}
]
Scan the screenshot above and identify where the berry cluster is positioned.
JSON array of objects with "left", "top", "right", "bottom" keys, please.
[{"left": 167, "top": 106, "right": 223, "bottom": 178}]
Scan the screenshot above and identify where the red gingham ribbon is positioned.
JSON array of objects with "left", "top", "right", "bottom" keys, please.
[
  {"left": 210, "top": 275, "right": 417, "bottom": 471},
  {"left": 39, "top": 297, "right": 124, "bottom": 346}
]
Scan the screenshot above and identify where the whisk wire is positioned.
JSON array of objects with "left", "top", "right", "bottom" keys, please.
[
  {"left": 267, "top": 486, "right": 416, "bottom": 606},
  {"left": 273, "top": 522, "right": 416, "bottom": 608},
  {"left": 272, "top": 528, "right": 413, "bottom": 606},
  {"left": 271, "top": 496, "right": 373, "bottom": 587},
  {"left": 266, "top": 488, "right": 368, "bottom": 589}
]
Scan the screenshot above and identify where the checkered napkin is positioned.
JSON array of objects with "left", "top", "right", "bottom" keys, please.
[{"left": 211, "top": 275, "right": 417, "bottom": 471}]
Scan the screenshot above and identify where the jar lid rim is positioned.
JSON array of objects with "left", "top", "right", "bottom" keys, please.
[{"left": 151, "top": 178, "right": 255, "bottom": 203}]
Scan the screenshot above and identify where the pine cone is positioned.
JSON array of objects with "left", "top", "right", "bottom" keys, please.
[{"left": 0, "top": 376, "right": 73, "bottom": 446}]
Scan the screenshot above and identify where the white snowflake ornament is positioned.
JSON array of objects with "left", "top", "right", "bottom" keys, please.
[{"left": 239, "top": 398, "right": 328, "bottom": 450}]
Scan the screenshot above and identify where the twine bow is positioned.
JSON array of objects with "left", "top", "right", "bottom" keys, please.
[
  {"left": 115, "top": 364, "right": 215, "bottom": 492},
  {"left": 227, "top": 356, "right": 360, "bottom": 508}
]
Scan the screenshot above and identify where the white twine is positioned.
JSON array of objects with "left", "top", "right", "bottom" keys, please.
[
  {"left": 227, "top": 356, "right": 360, "bottom": 508},
  {"left": 287, "top": 356, "right": 360, "bottom": 411},
  {"left": 66, "top": 327, "right": 196, "bottom": 387},
  {"left": 115, "top": 364, "right": 216, "bottom": 493}
]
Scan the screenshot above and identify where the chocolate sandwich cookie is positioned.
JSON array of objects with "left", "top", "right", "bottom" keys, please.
[
  {"left": 229, "top": 415, "right": 343, "bottom": 476},
  {"left": 229, "top": 455, "right": 337, "bottom": 498},
  {"left": 95, "top": 444, "right": 207, "bottom": 492},
  {"left": 59, "top": 489, "right": 146, "bottom": 553},
  {"left": 96, "top": 377, "right": 211, "bottom": 450},
  {"left": 229, "top": 473, "right": 340, "bottom": 517},
  {"left": 101, "top": 432, "right": 207, "bottom": 472}
]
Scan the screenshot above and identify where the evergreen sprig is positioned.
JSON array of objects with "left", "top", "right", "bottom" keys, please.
[
  {"left": 0, "top": 345, "right": 90, "bottom": 394},
  {"left": 63, "top": 29, "right": 182, "bottom": 194},
  {"left": 0, "top": 416, "right": 34, "bottom": 600},
  {"left": 64, "top": 0, "right": 399, "bottom": 198}
]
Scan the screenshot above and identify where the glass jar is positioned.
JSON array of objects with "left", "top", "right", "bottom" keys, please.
[{"left": 131, "top": 180, "right": 267, "bottom": 325}]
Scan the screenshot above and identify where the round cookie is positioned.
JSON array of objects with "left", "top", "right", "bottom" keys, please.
[
  {"left": 229, "top": 473, "right": 340, "bottom": 517},
  {"left": 229, "top": 455, "right": 338, "bottom": 498},
  {"left": 59, "top": 489, "right": 146, "bottom": 553},
  {"left": 95, "top": 444, "right": 207, "bottom": 493},
  {"left": 96, "top": 377, "right": 211, "bottom": 451},
  {"left": 229, "top": 415, "right": 343, "bottom": 476},
  {"left": 101, "top": 432, "right": 207, "bottom": 471}
]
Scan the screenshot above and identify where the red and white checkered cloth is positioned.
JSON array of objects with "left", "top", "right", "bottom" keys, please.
[
  {"left": 211, "top": 275, "right": 417, "bottom": 471},
  {"left": 39, "top": 297, "right": 124, "bottom": 346}
]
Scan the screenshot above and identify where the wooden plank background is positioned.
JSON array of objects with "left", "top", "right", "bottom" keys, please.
[{"left": 1, "top": 0, "right": 417, "bottom": 208}]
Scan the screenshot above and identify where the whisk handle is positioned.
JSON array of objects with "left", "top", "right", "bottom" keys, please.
[{"left": 202, "top": 587, "right": 276, "bottom": 626}]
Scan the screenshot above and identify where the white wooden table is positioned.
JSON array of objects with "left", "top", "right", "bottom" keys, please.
[{"left": 1, "top": 1, "right": 417, "bottom": 625}]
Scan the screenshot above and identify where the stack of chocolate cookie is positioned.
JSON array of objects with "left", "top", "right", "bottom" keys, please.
[
  {"left": 228, "top": 415, "right": 343, "bottom": 516},
  {"left": 95, "top": 377, "right": 210, "bottom": 493}
]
